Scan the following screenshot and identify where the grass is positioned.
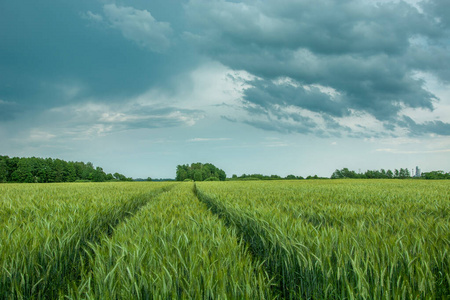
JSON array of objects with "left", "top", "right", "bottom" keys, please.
[
  {"left": 70, "top": 183, "right": 273, "bottom": 299},
  {"left": 0, "top": 182, "right": 173, "bottom": 299},
  {"left": 1, "top": 180, "right": 448, "bottom": 299},
  {"left": 196, "top": 179, "right": 450, "bottom": 299}
]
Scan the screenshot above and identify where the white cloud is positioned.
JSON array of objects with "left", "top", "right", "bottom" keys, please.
[
  {"left": 41, "top": 81, "right": 85, "bottom": 101},
  {"left": 44, "top": 100, "right": 204, "bottom": 140},
  {"left": 82, "top": 11, "right": 103, "bottom": 22},
  {"left": 102, "top": 4, "right": 173, "bottom": 52},
  {"left": 0, "top": 99, "right": 16, "bottom": 105},
  {"left": 261, "top": 141, "right": 289, "bottom": 147},
  {"left": 375, "top": 148, "right": 450, "bottom": 154},
  {"left": 188, "top": 138, "right": 231, "bottom": 142},
  {"left": 29, "top": 130, "right": 56, "bottom": 141},
  {"left": 405, "top": 71, "right": 450, "bottom": 123}
]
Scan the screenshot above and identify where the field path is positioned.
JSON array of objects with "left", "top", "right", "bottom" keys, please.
[{"left": 1, "top": 183, "right": 175, "bottom": 299}]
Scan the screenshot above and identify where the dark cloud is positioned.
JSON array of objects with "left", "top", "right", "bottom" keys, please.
[
  {"left": 1, "top": 0, "right": 449, "bottom": 139},
  {"left": 0, "top": 1, "right": 198, "bottom": 118},
  {"left": 185, "top": 0, "right": 450, "bottom": 135},
  {"left": 0, "top": 100, "right": 20, "bottom": 121},
  {"left": 400, "top": 116, "right": 450, "bottom": 136},
  {"left": 243, "top": 119, "right": 314, "bottom": 135},
  {"left": 102, "top": 4, "right": 173, "bottom": 53},
  {"left": 50, "top": 103, "right": 205, "bottom": 135},
  {"left": 243, "top": 79, "right": 349, "bottom": 117},
  {"left": 423, "top": 0, "right": 450, "bottom": 30},
  {"left": 187, "top": 0, "right": 436, "bottom": 55},
  {"left": 104, "top": 106, "right": 204, "bottom": 130}
]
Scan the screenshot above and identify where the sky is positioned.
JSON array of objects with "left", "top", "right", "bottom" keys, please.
[{"left": 1, "top": 0, "right": 449, "bottom": 179}]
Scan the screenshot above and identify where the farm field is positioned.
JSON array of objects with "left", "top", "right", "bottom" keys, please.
[
  {"left": 0, "top": 180, "right": 449, "bottom": 299},
  {"left": 196, "top": 180, "right": 450, "bottom": 299}
]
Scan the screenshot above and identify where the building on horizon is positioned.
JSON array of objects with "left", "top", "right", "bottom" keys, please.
[{"left": 415, "top": 166, "right": 421, "bottom": 177}]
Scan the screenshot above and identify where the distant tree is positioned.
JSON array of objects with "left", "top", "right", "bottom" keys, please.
[
  {"left": 11, "top": 159, "right": 34, "bottom": 183},
  {"left": 193, "top": 170, "right": 203, "bottom": 182},
  {"left": 0, "top": 155, "right": 131, "bottom": 183},
  {"left": 332, "top": 167, "right": 415, "bottom": 180},
  {"left": 394, "top": 169, "right": 399, "bottom": 178},
  {"left": 92, "top": 167, "right": 106, "bottom": 182},
  {"left": 386, "top": 169, "right": 393, "bottom": 179},
  {"left": 66, "top": 162, "right": 77, "bottom": 182},
  {"left": 0, "top": 158, "right": 7, "bottom": 182},
  {"left": 176, "top": 163, "right": 226, "bottom": 181},
  {"left": 331, "top": 169, "right": 343, "bottom": 179},
  {"left": 5, "top": 157, "right": 19, "bottom": 182},
  {"left": 217, "top": 169, "right": 226, "bottom": 181},
  {"left": 204, "top": 177, "right": 219, "bottom": 181},
  {"left": 176, "top": 165, "right": 188, "bottom": 181},
  {"left": 398, "top": 168, "right": 410, "bottom": 179},
  {"left": 146, "top": 177, "right": 152, "bottom": 181},
  {"left": 421, "top": 170, "right": 450, "bottom": 179},
  {"left": 331, "top": 168, "right": 358, "bottom": 179},
  {"left": 52, "top": 159, "right": 66, "bottom": 182}
]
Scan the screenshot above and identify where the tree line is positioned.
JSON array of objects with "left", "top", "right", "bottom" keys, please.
[
  {"left": 331, "top": 168, "right": 450, "bottom": 179},
  {"left": 230, "top": 174, "right": 305, "bottom": 180},
  {"left": 420, "top": 170, "right": 450, "bottom": 180},
  {"left": 0, "top": 155, "right": 132, "bottom": 183},
  {"left": 176, "top": 163, "right": 226, "bottom": 181}
]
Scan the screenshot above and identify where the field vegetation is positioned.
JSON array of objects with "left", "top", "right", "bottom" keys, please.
[
  {"left": 196, "top": 180, "right": 450, "bottom": 299},
  {"left": 0, "top": 182, "right": 173, "bottom": 298},
  {"left": 0, "top": 179, "right": 449, "bottom": 299},
  {"left": 69, "top": 184, "right": 272, "bottom": 299}
]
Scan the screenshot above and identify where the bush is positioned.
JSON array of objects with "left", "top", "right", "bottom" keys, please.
[{"left": 204, "top": 177, "right": 219, "bottom": 181}]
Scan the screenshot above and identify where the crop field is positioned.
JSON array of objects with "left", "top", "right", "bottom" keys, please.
[{"left": 0, "top": 180, "right": 449, "bottom": 299}]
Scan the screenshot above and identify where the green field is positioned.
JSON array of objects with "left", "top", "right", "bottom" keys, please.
[{"left": 1, "top": 180, "right": 449, "bottom": 299}]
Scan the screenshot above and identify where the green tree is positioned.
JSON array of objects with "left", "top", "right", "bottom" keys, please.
[
  {"left": 92, "top": 167, "right": 106, "bottom": 182},
  {"left": 399, "top": 168, "right": 410, "bottom": 179},
  {"left": 386, "top": 169, "right": 393, "bottom": 178},
  {"left": 11, "top": 159, "right": 34, "bottom": 183},
  {"left": 0, "top": 158, "right": 8, "bottom": 182},
  {"left": 66, "top": 163, "right": 77, "bottom": 182},
  {"left": 176, "top": 165, "right": 188, "bottom": 181},
  {"left": 331, "top": 168, "right": 358, "bottom": 179},
  {"left": 193, "top": 170, "right": 203, "bottom": 181},
  {"left": 422, "top": 170, "right": 449, "bottom": 179},
  {"left": 53, "top": 159, "right": 66, "bottom": 182},
  {"left": 217, "top": 169, "right": 226, "bottom": 181},
  {"left": 176, "top": 163, "right": 226, "bottom": 181}
]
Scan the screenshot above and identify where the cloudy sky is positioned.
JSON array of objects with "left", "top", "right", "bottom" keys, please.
[{"left": 1, "top": 0, "right": 449, "bottom": 178}]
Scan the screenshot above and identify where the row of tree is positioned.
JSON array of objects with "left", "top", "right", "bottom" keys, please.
[
  {"left": 331, "top": 168, "right": 450, "bottom": 179},
  {"left": 176, "top": 163, "right": 226, "bottom": 181},
  {"left": 421, "top": 171, "right": 450, "bottom": 179},
  {"left": 0, "top": 155, "right": 132, "bottom": 183},
  {"left": 331, "top": 168, "right": 411, "bottom": 179},
  {"left": 230, "top": 174, "right": 305, "bottom": 180}
]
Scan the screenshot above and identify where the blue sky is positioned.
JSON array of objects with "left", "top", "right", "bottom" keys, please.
[{"left": 1, "top": 0, "right": 449, "bottom": 178}]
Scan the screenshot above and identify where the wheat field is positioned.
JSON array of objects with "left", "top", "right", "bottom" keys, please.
[{"left": 1, "top": 180, "right": 449, "bottom": 299}]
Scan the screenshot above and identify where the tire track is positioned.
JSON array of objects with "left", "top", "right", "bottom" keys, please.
[
  {"left": 194, "top": 183, "right": 325, "bottom": 300},
  {"left": 3, "top": 184, "right": 176, "bottom": 299}
]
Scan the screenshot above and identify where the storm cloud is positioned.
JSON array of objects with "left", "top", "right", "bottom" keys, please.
[
  {"left": 1, "top": 0, "right": 449, "bottom": 178},
  {"left": 185, "top": 0, "right": 450, "bottom": 135}
]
